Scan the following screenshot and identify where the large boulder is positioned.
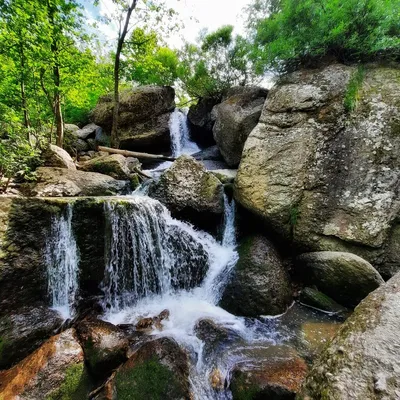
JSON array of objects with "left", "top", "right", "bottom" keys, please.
[
  {"left": 0, "top": 306, "right": 63, "bottom": 370},
  {"left": 26, "top": 167, "right": 130, "bottom": 197},
  {"left": 213, "top": 86, "right": 268, "bottom": 167},
  {"left": 235, "top": 64, "right": 400, "bottom": 278},
  {"left": 298, "top": 271, "right": 400, "bottom": 400},
  {"left": 74, "top": 123, "right": 100, "bottom": 140},
  {"left": 76, "top": 319, "right": 129, "bottom": 379},
  {"left": 297, "top": 251, "right": 384, "bottom": 308},
  {"left": 78, "top": 154, "right": 138, "bottom": 180},
  {"left": 42, "top": 144, "right": 76, "bottom": 170},
  {"left": 188, "top": 96, "right": 221, "bottom": 146},
  {"left": 0, "top": 329, "right": 91, "bottom": 399},
  {"left": 220, "top": 235, "right": 292, "bottom": 316},
  {"left": 149, "top": 155, "right": 224, "bottom": 230},
  {"left": 91, "top": 86, "right": 175, "bottom": 152},
  {"left": 98, "top": 337, "right": 190, "bottom": 400}
]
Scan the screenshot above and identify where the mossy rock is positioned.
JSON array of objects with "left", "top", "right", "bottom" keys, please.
[{"left": 299, "top": 287, "right": 348, "bottom": 315}]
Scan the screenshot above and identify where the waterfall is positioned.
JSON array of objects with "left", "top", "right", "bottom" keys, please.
[
  {"left": 169, "top": 109, "right": 200, "bottom": 157},
  {"left": 222, "top": 195, "right": 236, "bottom": 248},
  {"left": 45, "top": 204, "right": 79, "bottom": 319}
]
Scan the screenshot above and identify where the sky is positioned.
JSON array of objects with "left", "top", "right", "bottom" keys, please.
[{"left": 81, "top": 0, "right": 253, "bottom": 49}]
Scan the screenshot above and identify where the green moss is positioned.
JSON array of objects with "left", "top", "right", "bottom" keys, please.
[
  {"left": 230, "top": 373, "right": 260, "bottom": 400},
  {"left": 0, "top": 336, "right": 7, "bottom": 362},
  {"left": 290, "top": 206, "right": 300, "bottom": 227},
  {"left": 46, "top": 363, "right": 90, "bottom": 400},
  {"left": 115, "top": 357, "right": 184, "bottom": 400},
  {"left": 344, "top": 67, "right": 365, "bottom": 112},
  {"left": 130, "top": 174, "right": 140, "bottom": 189}
]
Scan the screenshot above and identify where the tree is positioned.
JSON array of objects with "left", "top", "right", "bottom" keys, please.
[
  {"left": 248, "top": 0, "right": 400, "bottom": 73},
  {"left": 177, "top": 25, "right": 254, "bottom": 99}
]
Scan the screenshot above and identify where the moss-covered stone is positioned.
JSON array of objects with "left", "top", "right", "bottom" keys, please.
[
  {"left": 79, "top": 154, "right": 134, "bottom": 180},
  {"left": 299, "top": 287, "right": 348, "bottom": 314}
]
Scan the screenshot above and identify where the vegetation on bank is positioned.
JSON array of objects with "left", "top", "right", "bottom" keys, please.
[{"left": 0, "top": 0, "right": 399, "bottom": 190}]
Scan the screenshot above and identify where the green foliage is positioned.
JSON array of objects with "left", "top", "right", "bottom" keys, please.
[
  {"left": 344, "top": 67, "right": 365, "bottom": 112},
  {"left": 289, "top": 206, "right": 300, "bottom": 227},
  {"left": 115, "top": 358, "right": 184, "bottom": 400},
  {"left": 177, "top": 26, "right": 255, "bottom": 99},
  {"left": 249, "top": 0, "right": 400, "bottom": 73}
]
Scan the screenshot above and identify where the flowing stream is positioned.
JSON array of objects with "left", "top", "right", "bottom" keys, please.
[{"left": 45, "top": 204, "right": 79, "bottom": 319}]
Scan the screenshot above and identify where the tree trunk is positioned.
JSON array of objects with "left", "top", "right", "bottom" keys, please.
[
  {"left": 111, "top": 0, "right": 138, "bottom": 148},
  {"left": 97, "top": 146, "right": 176, "bottom": 161}
]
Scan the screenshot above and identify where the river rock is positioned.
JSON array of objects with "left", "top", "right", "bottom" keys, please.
[
  {"left": 0, "top": 329, "right": 91, "bottom": 399},
  {"left": 188, "top": 97, "right": 221, "bottom": 146},
  {"left": 0, "top": 306, "right": 63, "bottom": 370},
  {"left": 192, "top": 145, "right": 223, "bottom": 162},
  {"left": 74, "top": 123, "right": 100, "bottom": 140},
  {"left": 213, "top": 86, "right": 268, "bottom": 167},
  {"left": 299, "top": 287, "right": 348, "bottom": 314},
  {"left": 211, "top": 169, "right": 237, "bottom": 184},
  {"left": 220, "top": 235, "right": 292, "bottom": 317},
  {"left": 230, "top": 346, "right": 308, "bottom": 400},
  {"left": 76, "top": 319, "right": 128, "bottom": 379},
  {"left": 298, "top": 271, "right": 400, "bottom": 400},
  {"left": 235, "top": 64, "right": 400, "bottom": 278},
  {"left": 296, "top": 251, "right": 384, "bottom": 308},
  {"left": 26, "top": 167, "right": 130, "bottom": 197},
  {"left": 91, "top": 86, "right": 175, "bottom": 152},
  {"left": 79, "top": 154, "right": 135, "bottom": 180},
  {"left": 42, "top": 144, "right": 76, "bottom": 170},
  {"left": 64, "top": 123, "right": 80, "bottom": 133},
  {"left": 149, "top": 155, "right": 224, "bottom": 230},
  {"left": 99, "top": 337, "right": 190, "bottom": 400}
]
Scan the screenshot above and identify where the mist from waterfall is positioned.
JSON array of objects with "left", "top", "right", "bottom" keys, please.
[{"left": 45, "top": 204, "right": 79, "bottom": 319}]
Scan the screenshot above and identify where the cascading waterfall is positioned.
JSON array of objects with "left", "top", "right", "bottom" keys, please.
[{"left": 45, "top": 204, "right": 79, "bottom": 319}]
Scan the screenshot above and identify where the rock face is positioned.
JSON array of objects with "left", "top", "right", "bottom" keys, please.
[
  {"left": 0, "top": 307, "right": 63, "bottom": 370},
  {"left": 188, "top": 96, "right": 220, "bottom": 146},
  {"left": 220, "top": 235, "right": 292, "bottom": 316},
  {"left": 235, "top": 64, "right": 400, "bottom": 278},
  {"left": 100, "top": 337, "right": 190, "bottom": 400},
  {"left": 230, "top": 346, "right": 308, "bottom": 400},
  {"left": 91, "top": 86, "right": 175, "bottom": 152},
  {"left": 27, "top": 167, "right": 130, "bottom": 197},
  {"left": 149, "top": 155, "right": 224, "bottom": 230},
  {"left": 76, "top": 319, "right": 129, "bottom": 379},
  {"left": 43, "top": 144, "right": 76, "bottom": 170},
  {"left": 79, "top": 154, "right": 138, "bottom": 180},
  {"left": 298, "top": 271, "right": 400, "bottom": 400},
  {"left": 297, "top": 251, "right": 384, "bottom": 308},
  {"left": 213, "top": 86, "right": 268, "bottom": 167},
  {"left": 0, "top": 329, "right": 91, "bottom": 399}
]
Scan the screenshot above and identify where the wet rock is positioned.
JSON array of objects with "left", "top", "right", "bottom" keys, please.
[
  {"left": 296, "top": 251, "right": 384, "bottom": 308},
  {"left": 188, "top": 97, "right": 220, "bottom": 146},
  {"left": 298, "top": 271, "right": 400, "bottom": 400},
  {"left": 100, "top": 337, "right": 191, "bottom": 400},
  {"left": 299, "top": 287, "right": 348, "bottom": 314},
  {"left": 91, "top": 86, "right": 175, "bottom": 152},
  {"left": 230, "top": 346, "right": 308, "bottom": 400},
  {"left": 135, "top": 310, "right": 170, "bottom": 332},
  {"left": 210, "top": 368, "right": 224, "bottom": 390},
  {"left": 42, "top": 144, "right": 76, "bottom": 170},
  {"left": 211, "top": 169, "right": 237, "bottom": 184},
  {"left": 26, "top": 167, "right": 130, "bottom": 197},
  {"left": 0, "top": 306, "right": 63, "bottom": 370},
  {"left": 79, "top": 154, "right": 135, "bottom": 180},
  {"left": 194, "top": 319, "right": 229, "bottom": 343},
  {"left": 149, "top": 155, "right": 224, "bottom": 231},
  {"left": 192, "top": 145, "right": 223, "bottom": 161},
  {"left": 213, "top": 86, "right": 268, "bottom": 167},
  {"left": 0, "top": 329, "right": 91, "bottom": 399},
  {"left": 76, "top": 319, "right": 129, "bottom": 380},
  {"left": 235, "top": 64, "right": 400, "bottom": 278},
  {"left": 220, "top": 235, "right": 292, "bottom": 317}
]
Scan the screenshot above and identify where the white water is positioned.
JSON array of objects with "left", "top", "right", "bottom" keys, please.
[{"left": 45, "top": 204, "right": 79, "bottom": 319}]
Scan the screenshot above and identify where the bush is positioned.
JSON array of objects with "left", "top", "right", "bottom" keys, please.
[{"left": 250, "top": 0, "right": 400, "bottom": 73}]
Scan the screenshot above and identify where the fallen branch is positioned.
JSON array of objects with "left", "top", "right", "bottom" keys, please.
[
  {"left": 133, "top": 167, "right": 152, "bottom": 180},
  {"left": 98, "top": 146, "right": 176, "bottom": 162}
]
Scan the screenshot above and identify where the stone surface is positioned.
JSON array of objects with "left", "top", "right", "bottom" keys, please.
[
  {"left": 230, "top": 346, "right": 308, "bottom": 400},
  {"left": 91, "top": 86, "right": 175, "bottom": 152},
  {"left": 43, "top": 144, "right": 76, "bottom": 170},
  {"left": 213, "top": 86, "right": 268, "bottom": 167},
  {"left": 74, "top": 123, "right": 100, "bottom": 140},
  {"left": 79, "top": 154, "right": 135, "bottom": 180},
  {"left": 211, "top": 169, "right": 237, "bottom": 184},
  {"left": 192, "top": 145, "right": 223, "bottom": 162},
  {"left": 0, "top": 307, "right": 63, "bottom": 370},
  {"left": 299, "top": 287, "right": 348, "bottom": 314},
  {"left": 26, "top": 167, "right": 130, "bottom": 197},
  {"left": 76, "top": 319, "right": 128, "bottom": 379},
  {"left": 188, "top": 96, "right": 220, "bottom": 146},
  {"left": 0, "top": 329, "right": 91, "bottom": 399},
  {"left": 149, "top": 155, "right": 224, "bottom": 230},
  {"left": 298, "top": 271, "right": 400, "bottom": 400},
  {"left": 220, "top": 235, "right": 292, "bottom": 317},
  {"left": 235, "top": 64, "right": 400, "bottom": 277},
  {"left": 297, "top": 251, "right": 384, "bottom": 308},
  {"left": 99, "top": 337, "right": 190, "bottom": 400}
]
